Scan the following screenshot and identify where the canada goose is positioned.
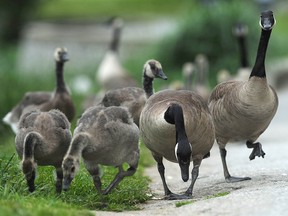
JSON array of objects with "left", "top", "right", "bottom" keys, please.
[
  {"left": 62, "top": 105, "right": 140, "bottom": 195},
  {"left": 208, "top": 10, "right": 278, "bottom": 182},
  {"left": 140, "top": 60, "right": 215, "bottom": 200},
  {"left": 38, "top": 47, "right": 75, "bottom": 121},
  {"left": 15, "top": 109, "right": 72, "bottom": 193},
  {"left": 194, "top": 54, "right": 210, "bottom": 101},
  {"left": 3, "top": 47, "right": 75, "bottom": 133},
  {"left": 100, "top": 87, "right": 146, "bottom": 126},
  {"left": 233, "top": 22, "right": 251, "bottom": 81},
  {"left": 182, "top": 62, "right": 195, "bottom": 90},
  {"left": 3, "top": 92, "right": 52, "bottom": 133},
  {"left": 96, "top": 17, "right": 138, "bottom": 91},
  {"left": 166, "top": 62, "right": 195, "bottom": 91},
  {"left": 99, "top": 60, "right": 168, "bottom": 126}
]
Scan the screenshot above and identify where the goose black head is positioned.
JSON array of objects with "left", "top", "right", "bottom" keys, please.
[
  {"left": 175, "top": 141, "right": 192, "bottom": 182},
  {"left": 54, "top": 47, "right": 69, "bottom": 63},
  {"left": 259, "top": 10, "right": 276, "bottom": 31},
  {"left": 62, "top": 156, "right": 79, "bottom": 191},
  {"left": 144, "top": 59, "right": 168, "bottom": 80}
]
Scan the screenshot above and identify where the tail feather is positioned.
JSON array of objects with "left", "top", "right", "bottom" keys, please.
[{"left": 23, "top": 132, "right": 41, "bottom": 160}]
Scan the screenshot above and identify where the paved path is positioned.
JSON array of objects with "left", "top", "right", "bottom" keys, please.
[{"left": 96, "top": 88, "right": 288, "bottom": 216}]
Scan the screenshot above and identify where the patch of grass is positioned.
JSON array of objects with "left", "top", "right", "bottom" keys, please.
[
  {"left": 175, "top": 200, "right": 194, "bottom": 208},
  {"left": 0, "top": 136, "right": 151, "bottom": 215},
  {"left": 205, "top": 191, "right": 230, "bottom": 199}
]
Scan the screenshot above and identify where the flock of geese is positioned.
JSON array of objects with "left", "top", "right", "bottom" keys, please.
[{"left": 3, "top": 10, "right": 279, "bottom": 200}]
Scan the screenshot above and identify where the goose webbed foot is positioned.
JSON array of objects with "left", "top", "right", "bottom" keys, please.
[
  {"left": 246, "top": 141, "right": 266, "bottom": 160},
  {"left": 225, "top": 175, "right": 251, "bottom": 183},
  {"left": 164, "top": 191, "right": 190, "bottom": 200}
]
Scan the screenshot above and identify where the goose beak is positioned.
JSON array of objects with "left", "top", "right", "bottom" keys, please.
[
  {"left": 179, "top": 161, "right": 190, "bottom": 182},
  {"left": 62, "top": 53, "right": 69, "bottom": 62},
  {"left": 156, "top": 69, "right": 168, "bottom": 80},
  {"left": 260, "top": 18, "right": 273, "bottom": 30},
  {"left": 63, "top": 177, "right": 73, "bottom": 191}
]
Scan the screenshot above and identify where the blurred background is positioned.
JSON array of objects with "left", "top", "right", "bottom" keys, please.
[{"left": 1, "top": 0, "right": 288, "bottom": 139}]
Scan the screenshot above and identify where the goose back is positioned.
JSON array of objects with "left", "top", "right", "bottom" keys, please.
[
  {"left": 15, "top": 109, "right": 72, "bottom": 166},
  {"left": 209, "top": 77, "right": 278, "bottom": 145},
  {"left": 140, "top": 89, "right": 215, "bottom": 162},
  {"left": 101, "top": 87, "right": 146, "bottom": 126},
  {"left": 74, "top": 106, "right": 139, "bottom": 166}
]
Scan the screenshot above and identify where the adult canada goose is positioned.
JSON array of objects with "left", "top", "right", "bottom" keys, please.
[
  {"left": 62, "top": 105, "right": 140, "bottom": 195},
  {"left": 233, "top": 22, "right": 251, "bottom": 81},
  {"left": 166, "top": 62, "right": 195, "bottom": 91},
  {"left": 96, "top": 17, "right": 138, "bottom": 91},
  {"left": 99, "top": 59, "right": 169, "bottom": 126},
  {"left": 140, "top": 60, "right": 215, "bottom": 200},
  {"left": 182, "top": 62, "right": 195, "bottom": 90},
  {"left": 208, "top": 10, "right": 278, "bottom": 182},
  {"left": 194, "top": 54, "right": 210, "bottom": 101},
  {"left": 15, "top": 109, "right": 72, "bottom": 193},
  {"left": 3, "top": 47, "right": 75, "bottom": 133}
]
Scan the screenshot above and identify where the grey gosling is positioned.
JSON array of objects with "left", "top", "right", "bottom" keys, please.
[
  {"left": 62, "top": 105, "right": 140, "bottom": 195},
  {"left": 208, "top": 10, "right": 278, "bottom": 182},
  {"left": 140, "top": 60, "right": 215, "bottom": 200},
  {"left": 99, "top": 59, "right": 169, "bottom": 126},
  {"left": 15, "top": 109, "right": 72, "bottom": 193},
  {"left": 3, "top": 47, "right": 75, "bottom": 133}
]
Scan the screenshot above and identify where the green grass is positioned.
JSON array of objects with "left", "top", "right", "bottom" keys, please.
[
  {"left": 0, "top": 134, "right": 153, "bottom": 215},
  {"left": 205, "top": 191, "right": 230, "bottom": 200},
  {"left": 175, "top": 200, "right": 194, "bottom": 208},
  {"left": 175, "top": 191, "right": 230, "bottom": 208},
  {"left": 36, "top": 0, "right": 192, "bottom": 20}
]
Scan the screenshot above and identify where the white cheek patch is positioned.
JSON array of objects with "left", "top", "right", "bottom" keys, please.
[
  {"left": 145, "top": 66, "right": 155, "bottom": 78},
  {"left": 175, "top": 143, "right": 179, "bottom": 161}
]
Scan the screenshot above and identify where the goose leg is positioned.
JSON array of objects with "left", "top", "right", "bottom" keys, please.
[
  {"left": 55, "top": 167, "right": 63, "bottom": 193},
  {"left": 185, "top": 164, "right": 200, "bottom": 198},
  {"left": 102, "top": 165, "right": 137, "bottom": 195},
  {"left": 220, "top": 148, "right": 251, "bottom": 182},
  {"left": 88, "top": 164, "right": 105, "bottom": 194},
  {"left": 153, "top": 154, "right": 187, "bottom": 200},
  {"left": 89, "top": 164, "right": 103, "bottom": 194},
  {"left": 26, "top": 170, "right": 36, "bottom": 192},
  {"left": 246, "top": 141, "right": 265, "bottom": 160}
]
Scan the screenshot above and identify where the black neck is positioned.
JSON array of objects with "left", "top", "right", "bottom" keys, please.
[
  {"left": 110, "top": 27, "right": 121, "bottom": 52},
  {"left": 238, "top": 36, "right": 249, "bottom": 68},
  {"left": 164, "top": 104, "right": 188, "bottom": 143},
  {"left": 250, "top": 29, "right": 272, "bottom": 78},
  {"left": 56, "top": 61, "right": 67, "bottom": 92},
  {"left": 143, "top": 72, "right": 154, "bottom": 98}
]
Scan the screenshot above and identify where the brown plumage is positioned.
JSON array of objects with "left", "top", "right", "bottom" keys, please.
[
  {"left": 98, "top": 59, "right": 169, "bottom": 126},
  {"left": 15, "top": 109, "right": 72, "bottom": 193},
  {"left": 208, "top": 10, "right": 278, "bottom": 182},
  {"left": 140, "top": 60, "right": 215, "bottom": 200},
  {"left": 62, "top": 105, "right": 139, "bottom": 195},
  {"left": 96, "top": 17, "right": 138, "bottom": 91},
  {"left": 3, "top": 47, "right": 75, "bottom": 133}
]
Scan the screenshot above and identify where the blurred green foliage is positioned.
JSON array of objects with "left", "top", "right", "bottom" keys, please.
[
  {"left": 156, "top": 0, "right": 260, "bottom": 87},
  {"left": 36, "top": 0, "right": 192, "bottom": 20}
]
